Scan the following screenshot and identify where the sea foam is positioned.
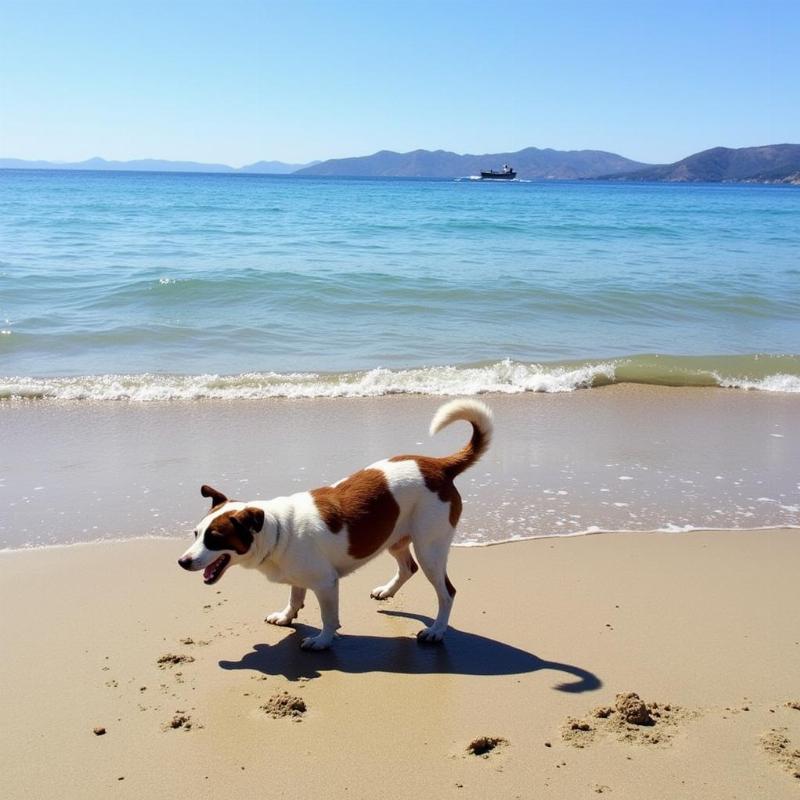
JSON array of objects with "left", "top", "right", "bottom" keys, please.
[{"left": 2, "top": 357, "right": 799, "bottom": 401}]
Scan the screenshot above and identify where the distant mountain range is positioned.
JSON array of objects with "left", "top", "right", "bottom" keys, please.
[
  {"left": 294, "top": 147, "right": 648, "bottom": 179},
  {"left": 0, "top": 156, "right": 319, "bottom": 174},
  {"left": 596, "top": 144, "right": 800, "bottom": 184},
  {"left": 2, "top": 144, "right": 798, "bottom": 183}
]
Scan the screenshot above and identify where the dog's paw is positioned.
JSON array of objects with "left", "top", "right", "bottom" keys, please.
[
  {"left": 300, "top": 634, "right": 333, "bottom": 651},
  {"left": 370, "top": 585, "right": 394, "bottom": 600},
  {"left": 265, "top": 611, "right": 295, "bottom": 626},
  {"left": 417, "top": 627, "right": 445, "bottom": 644}
]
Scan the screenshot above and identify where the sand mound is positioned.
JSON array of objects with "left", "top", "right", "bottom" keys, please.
[
  {"left": 157, "top": 653, "right": 195, "bottom": 669},
  {"left": 615, "top": 692, "right": 654, "bottom": 725},
  {"left": 466, "top": 736, "right": 508, "bottom": 757},
  {"left": 260, "top": 692, "right": 307, "bottom": 719},
  {"left": 563, "top": 692, "right": 692, "bottom": 748}
]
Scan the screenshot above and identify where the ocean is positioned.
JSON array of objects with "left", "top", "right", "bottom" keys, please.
[
  {"left": 1, "top": 169, "right": 799, "bottom": 398},
  {"left": 1, "top": 169, "right": 798, "bottom": 549}
]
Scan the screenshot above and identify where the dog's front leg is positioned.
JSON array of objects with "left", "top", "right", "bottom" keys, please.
[
  {"left": 300, "top": 578, "right": 340, "bottom": 651},
  {"left": 266, "top": 585, "right": 306, "bottom": 626}
]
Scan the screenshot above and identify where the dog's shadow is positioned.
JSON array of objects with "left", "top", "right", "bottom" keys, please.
[{"left": 219, "top": 610, "right": 601, "bottom": 693}]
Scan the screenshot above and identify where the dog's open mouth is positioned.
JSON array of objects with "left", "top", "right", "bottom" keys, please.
[{"left": 203, "top": 554, "right": 231, "bottom": 585}]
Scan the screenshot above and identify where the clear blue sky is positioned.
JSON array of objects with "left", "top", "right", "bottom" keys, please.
[{"left": 1, "top": 0, "right": 798, "bottom": 166}]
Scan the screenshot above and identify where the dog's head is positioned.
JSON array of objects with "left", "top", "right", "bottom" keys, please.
[{"left": 177, "top": 484, "right": 265, "bottom": 585}]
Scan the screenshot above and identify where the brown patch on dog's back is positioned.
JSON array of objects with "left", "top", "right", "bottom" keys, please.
[
  {"left": 311, "top": 469, "right": 400, "bottom": 559},
  {"left": 203, "top": 507, "right": 264, "bottom": 555},
  {"left": 389, "top": 455, "right": 463, "bottom": 526}
]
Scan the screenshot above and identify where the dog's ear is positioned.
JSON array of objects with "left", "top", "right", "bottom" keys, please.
[
  {"left": 233, "top": 507, "right": 265, "bottom": 533},
  {"left": 201, "top": 484, "right": 228, "bottom": 509}
]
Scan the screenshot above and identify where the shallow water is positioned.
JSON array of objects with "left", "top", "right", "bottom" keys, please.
[{"left": 1, "top": 390, "right": 797, "bottom": 549}]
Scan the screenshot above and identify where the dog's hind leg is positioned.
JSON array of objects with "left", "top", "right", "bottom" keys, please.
[
  {"left": 413, "top": 526, "right": 457, "bottom": 643},
  {"left": 370, "top": 536, "right": 419, "bottom": 600},
  {"left": 301, "top": 577, "right": 340, "bottom": 651},
  {"left": 265, "top": 585, "right": 307, "bottom": 626}
]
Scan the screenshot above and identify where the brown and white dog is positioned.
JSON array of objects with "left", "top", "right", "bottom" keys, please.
[{"left": 178, "top": 398, "right": 492, "bottom": 650}]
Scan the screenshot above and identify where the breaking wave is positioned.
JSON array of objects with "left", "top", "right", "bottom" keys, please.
[{"left": 2, "top": 354, "right": 799, "bottom": 401}]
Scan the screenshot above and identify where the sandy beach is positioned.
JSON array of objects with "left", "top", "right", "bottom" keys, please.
[
  {"left": 2, "top": 389, "right": 799, "bottom": 798},
  {"left": 2, "top": 530, "right": 799, "bottom": 799}
]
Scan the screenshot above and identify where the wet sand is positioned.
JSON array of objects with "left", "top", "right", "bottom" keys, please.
[
  {"left": 1, "top": 531, "right": 799, "bottom": 799},
  {"left": 2, "top": 385, "right": 799, "bottom": 548}
]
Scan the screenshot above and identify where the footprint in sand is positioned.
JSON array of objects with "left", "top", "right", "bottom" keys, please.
[
  {"left": 162, "top": 712, "right": 193, "bottom": 732},
  {"left": 761, "top": 718, "right": 800, "bottom": 782},
  {"left": 466, "top": 736, "right": 508, "bottom": 758},
  {"left": 156, "top": 653, "right": 195, "bottom": 669}
]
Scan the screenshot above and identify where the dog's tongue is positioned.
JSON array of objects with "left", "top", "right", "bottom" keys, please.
[{"left": 202, "top": 553, "right": 229, "bottom": 583}]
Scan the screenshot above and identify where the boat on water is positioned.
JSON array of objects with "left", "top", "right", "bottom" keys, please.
[{"left": 480, "top": 163, "right": 516, "bottom": 180}]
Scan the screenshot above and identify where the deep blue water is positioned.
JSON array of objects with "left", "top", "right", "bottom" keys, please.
[{"left": 1, "top": 169, "right": 799, "bottom": 398}]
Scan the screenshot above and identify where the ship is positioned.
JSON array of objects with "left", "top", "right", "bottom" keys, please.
[{"left": 480, "top": 163, "right": 516, "bottom": 180}]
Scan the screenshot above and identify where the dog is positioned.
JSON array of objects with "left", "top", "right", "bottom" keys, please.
[{"left": 177, "top": 398, "right": 493, "bottom": 650}]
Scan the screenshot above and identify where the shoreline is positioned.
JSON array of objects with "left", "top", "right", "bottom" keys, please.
[
  {"left": 3, "top": 385, "right": 799, "bottom": 549},
  {"left": 2, "top": 531, "right": 799, "bottom": 799},
  {"left": 2, "top": 523, "right": 799, "bottom": 555}
]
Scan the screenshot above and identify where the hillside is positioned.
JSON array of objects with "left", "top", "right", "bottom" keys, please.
[
  {"left": 239, "top": 159, "right": 320, "bottom": 174},
  {"left": 293, "top": 147, "right": 649, "bottom": 179},
  {"left": 598, "top": 144, "right": 800, "bottom": 183},
  {"left": 5, "top": 146, "right": 797, "bottom": 183}
]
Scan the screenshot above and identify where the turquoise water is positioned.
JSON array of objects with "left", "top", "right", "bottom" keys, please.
[{"left": 1, "top": 169, "right": 799, "bottom": 398}]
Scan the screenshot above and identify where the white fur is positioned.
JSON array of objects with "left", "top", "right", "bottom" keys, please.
[
  {"left": 429, "top": 397, "right": 494, "bottom": 441},
  {"left": 179, "top": 399, "right": 493, "bottom": 650}
]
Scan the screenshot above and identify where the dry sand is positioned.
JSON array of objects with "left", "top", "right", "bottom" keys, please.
[{"left": 2, "top": 529, "right": 799, "bottom": 799}]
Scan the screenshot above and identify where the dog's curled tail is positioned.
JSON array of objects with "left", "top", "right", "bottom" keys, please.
[{"left": 429, "top": 398, "right": 493, "bottom": 478}]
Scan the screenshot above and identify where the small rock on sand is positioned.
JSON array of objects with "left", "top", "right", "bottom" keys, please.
[{"left": 93, "top": 726, "right": 106, "bottom": 736}]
